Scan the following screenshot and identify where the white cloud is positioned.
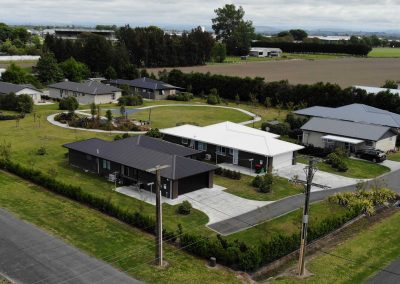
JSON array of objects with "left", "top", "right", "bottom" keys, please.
[{"left": 0, "top": 0, "right": 399, "bottom": 31}]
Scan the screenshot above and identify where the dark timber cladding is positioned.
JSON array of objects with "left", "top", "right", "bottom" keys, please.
[{"left": 63, "top": 136, "right": 217, "bottom": 199}]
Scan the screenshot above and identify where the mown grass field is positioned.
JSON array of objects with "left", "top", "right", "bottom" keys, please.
[
  {"left": 368, "top": 47, "right": 400, "bottom": 58},
  {"left": 270, "top": 210, "right": 400, "bottom": 284},
  {"left": 226, "top": 200, "right": 348, "bottom": 243},
  {"left": 297, "top": 156, "right": 390, "bottom": 179},
  {"left": 216, "top": 174, "right": 303, "bottom": 201},
  {"left": 388, "top": 151, "right": 400, "bottom": 162},
  {"left": 0, "top": 171, "right": 241, "bottom": 284}
]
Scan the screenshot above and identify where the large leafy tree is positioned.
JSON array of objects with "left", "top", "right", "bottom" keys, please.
[
  {"left": 36, "top": 53, "right": 63, "bottom": 84},
  {"left": 59, "top": 57, "right": 91, "bottom": 82},
  {"left": 1, "top": 63, "right": 41, "bottom": 88},
  {"left": 289, "top": 29, "right": 308, "bottom": 41},
  {"left": 212, "top": 4, "right": 254, "bottom": 55}
]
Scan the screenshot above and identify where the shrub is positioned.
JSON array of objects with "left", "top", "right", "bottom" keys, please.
[
  {"left": 299, "top": 145, "right": 332, "bottom": 158},
  {"left": 177, "top": 200, "right": 192, "bottom": 215},
  {"left": 167, "top": 92, "right": 193, "bottom": 101},
  {"left": 259, "top": 173, "right": 274, "bottom": 193},
  {"left": 214, "top": 167, "right": 241, "bottom": 180},
  {"left": 145, "top": 128, "right": 163, "bottom": 138},
  {"left": 207, "top": 94, "right": 220, "bottom": 105},
  {"left": 261, "top": 121, "right": 291, "bottom": 136},
  {"left": 251, "top": 175, "right": 263, "bottom": 188},
  {"left": 36, "top": 146, "right": 47, "bottom": 156},
  {"left": 59, "top": 96, "right": 79, "bottom": 112},
  {"left": 337, "top": 161, "right": 348, "bottom": 172},
  {"left": 118, "top": 94, "right": 143, "bottom": 106}
]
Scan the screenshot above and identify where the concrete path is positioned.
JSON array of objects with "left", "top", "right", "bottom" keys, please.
[
  {"left": 365, "top": 257, "right": 400, "bottom": 284},
  {"left": 116, "top": 185, "right": 272, "bottom": 225},
  {"left": 0, "top": 208, "right": 141, "bottom": 284},
  {"left": 208, "top": 168, "right": 400, "bottom": 235},
  {"left": 275, "top": 163, "right": 366, "bottom": 192},
  {"left": 46, "top": 104, "right": 260, "bottom": 134}
]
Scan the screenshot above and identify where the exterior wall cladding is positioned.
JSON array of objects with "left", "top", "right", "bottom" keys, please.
[
  {"left": 162, "top": 134, "right": 273, "bottom": 172},
  {"left": 68, "top": 149, "right": 211, "bottom": 199}
]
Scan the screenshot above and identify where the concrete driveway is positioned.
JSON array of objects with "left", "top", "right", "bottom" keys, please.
[
  {"left": 274, "top": 163, "right": 365, "bottom": 191},
  {"left": 116, "top": 185, "right": 272, "bottom": 226}
]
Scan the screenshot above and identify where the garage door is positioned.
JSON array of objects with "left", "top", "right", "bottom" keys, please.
[
  {"left": 178, "top": 172, "right": 209, "bottom": 195},
  {"left": 272, "top": 152, "right": 293, "bottom": 169}
]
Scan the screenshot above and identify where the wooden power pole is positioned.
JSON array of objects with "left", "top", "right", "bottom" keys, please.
[
  {"left": 298, "top": 157, "right": 316, "bottom": 276},
  {"left": 146, "top": 164, "right": 169, "bottom": 267}
]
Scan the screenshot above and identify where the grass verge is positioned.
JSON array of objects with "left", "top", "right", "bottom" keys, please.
[
  {"left": 368, "top": 47, "right": 400, "bottom": 58},
  {"left": 0, "top": 171, "right": 241, "bottom": 284}
]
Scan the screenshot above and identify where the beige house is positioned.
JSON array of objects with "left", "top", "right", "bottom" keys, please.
[
  {"left": 48, "top": 81, "right": 121, "bottom": 104},
  {"left": 0, "top": 81, "right": 42, "bottom": 103}
]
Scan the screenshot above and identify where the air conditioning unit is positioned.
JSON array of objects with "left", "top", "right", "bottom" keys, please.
[{"left": 204, "top": 154, "right": 212, "bottom": 161}]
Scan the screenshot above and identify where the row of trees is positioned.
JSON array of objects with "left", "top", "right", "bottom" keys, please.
[
  {"left": 0, "top": 23, "right": 42, "bottom": 55},
  {"left": 164, "top": 69, "right": 400, "bottom": 114}
]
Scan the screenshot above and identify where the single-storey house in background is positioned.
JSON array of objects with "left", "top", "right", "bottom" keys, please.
[
  {"left": 249, "top": 47, "right": 282, "bottom": 58},
  {"left": 0, "top": 81, "right": 42, "bottom": 103},
  {"left": 48, "top": 81, "right": 121, "bottom": 104},
  {"left": 63, "top": 135, "right": 217, "bottom": 199},
  {"left": 294, "top": 103, "right": 399, "bottom": 152},
  {"left": 354, "top": 85, "right": 400, "bottom": 96},
  {"left": 109, "top": 77, "right": 183, "bottom": 100},
  {"left": 161, "top": 121, "right": 304, "bottom": 173}
]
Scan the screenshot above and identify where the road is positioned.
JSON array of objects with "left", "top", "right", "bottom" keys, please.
[
  {"left": 0, "top": 208, "right": 141, "bottom": 284},
  {"left": 365, "top": 257, "right": 400, "bottom": 284},
  {"left": 209, "top": 169, "right": 400, "bottom": 235}
]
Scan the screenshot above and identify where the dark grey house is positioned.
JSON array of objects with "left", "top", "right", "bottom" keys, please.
[
  {"left": 109, "top": 77, "right": 183, "bottom": 100},
  {"left": 63, "top": 136, "right": 217, "bottom": 199}
]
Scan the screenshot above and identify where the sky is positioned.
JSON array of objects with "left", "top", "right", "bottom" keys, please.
[{"left": 0, "top": 0, "right": 399, "bottom": 32}]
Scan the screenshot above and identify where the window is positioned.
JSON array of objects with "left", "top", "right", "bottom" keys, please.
[
  {"left": 216, "top": 146, "right": 226, "bottom": 156},
  {"left": 198, "top": 142, "right": 207, "bottom": 151},
  {"left": 182, "top": 138, "right": 188, "bottom": 145},
  {"left": 102, "top": 160, "right": 111, "bottom": 170},
  {"left": 228, "top": 148, "right": 233, "bottom": 155}
]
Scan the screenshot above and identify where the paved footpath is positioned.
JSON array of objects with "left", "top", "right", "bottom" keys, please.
[
  {"left": 0, "top": 208, "right": 141, "bottom": 284},
  {"left": 209, "top": 169, "right": 400, "bottom": 235},
  {"left": 365, "top": 258, "right": 400, "bottom": 284}
]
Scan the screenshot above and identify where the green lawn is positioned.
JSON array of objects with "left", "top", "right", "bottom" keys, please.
[
  {"left": 227, "top": 200, "right": 348, "bottom": 243},
  {"left": 127, "top": 105, "right": 251, "bottom": 128},
  {"left": 216, "top": 174, "right": 303, "bottom": 201},
  {"left": 298, "top": 156, "right": 390, "bottom": 179},
  {"left": 368, "top": 47, "right": 400, "bottom": 58},
  {"left": 0, "top": 171, "right": 240, "bottom": 284},
  {"left": 388, "top": 151, "right": 400, "bottom": 162},
  {"left": 270, "top": 210, "right": 400, "bottom": 284}
]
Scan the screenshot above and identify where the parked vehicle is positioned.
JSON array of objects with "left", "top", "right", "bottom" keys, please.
[{"left": 355, "top": 149, "right": 386, "bottom": 163}]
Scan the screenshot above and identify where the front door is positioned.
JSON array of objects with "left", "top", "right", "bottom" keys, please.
[{"left": 232, "top": 149, "right": 239, "bottom": 165}]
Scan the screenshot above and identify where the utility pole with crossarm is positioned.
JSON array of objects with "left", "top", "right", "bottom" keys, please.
[
  {"left": 298, "top": 157, "right": 317, "bottom": 276},
  {"left": 146, "top": 164, "right": 169, "bottom": 267}
]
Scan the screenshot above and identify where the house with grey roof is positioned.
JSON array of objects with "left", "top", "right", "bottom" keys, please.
[
  {"left": 48, "top": 80, "right": 121, "bottom": 104},
  {"left": 63, "top": 135, "right": 217, "bottom": 199},
  {"left": 0, "top": 81, "right": 42, "bottom": 103},
  {"left": 109, "top": 77, "right": 183, "bottom": 100},
  {"left": 295, "top": 104, "right": 399, "bottom": 152}
]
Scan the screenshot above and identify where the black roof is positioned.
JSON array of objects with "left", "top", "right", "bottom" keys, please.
[
  {"left": 63, "top": 136, "right": 215, "bottom": 180},
  {"left": 110, "top": 77, "right": 183, "bottom": 91},
  {"left": 0, "top": 81, "right": 40, "bottom": 94},
  {"left": 48, "top": 81, "right": 121, "bottom": 95}
]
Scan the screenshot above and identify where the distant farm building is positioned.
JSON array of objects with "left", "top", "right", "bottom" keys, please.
[
  {"left": 249, "top": 47, "right": 282, "bottom": 57},
  {"left": 47, "top": 29, "right": 116, "bottom": 41}
]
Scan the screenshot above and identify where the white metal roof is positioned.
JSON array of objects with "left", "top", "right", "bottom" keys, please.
[
  {"left": 322, "top": 135, "right": 364, "bottom": 145},
  {"left": 161, "top": 121, "right": 304, "bottom": 157}
]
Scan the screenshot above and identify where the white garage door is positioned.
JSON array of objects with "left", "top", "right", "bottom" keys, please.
[{"left": 272, "top": 152, "right": 293, "bottom": 169}]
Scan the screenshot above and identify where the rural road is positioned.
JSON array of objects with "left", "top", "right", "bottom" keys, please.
[
  {"left": 0, "top": 208, "right": 141, "bottom": 284},
  {"left": 365, "top": 258, "right": 400, "bottom": 284},
  {"left": 209, "top": 169, "right": 400, "bottom": 235}
]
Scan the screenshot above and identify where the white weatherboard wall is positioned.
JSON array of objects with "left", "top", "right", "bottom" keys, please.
[
  {"left": 15, "top": 88, "right": 42, "bottom": 103},
  {"left": 272, "top": 152, "right": 293, "bottom": 169},
  {"left": 375, "top": 134, "right": 397, "bottom": 152}
]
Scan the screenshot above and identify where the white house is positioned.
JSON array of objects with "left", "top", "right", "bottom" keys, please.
[
  {"left": 48, "top": 81, "right": 122, "bottom": 104},
  {"left": 249, "top": 47, "right": 283, "bottom": 57},
  {"left": 0, "top": 81, "right": 42, "bottom": 103},
  {"left": 161, "top": 121, "right": 304, "bottom": 172},
  {"left": 295, "top": 104, "right": 399, "bottom": 152}
]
